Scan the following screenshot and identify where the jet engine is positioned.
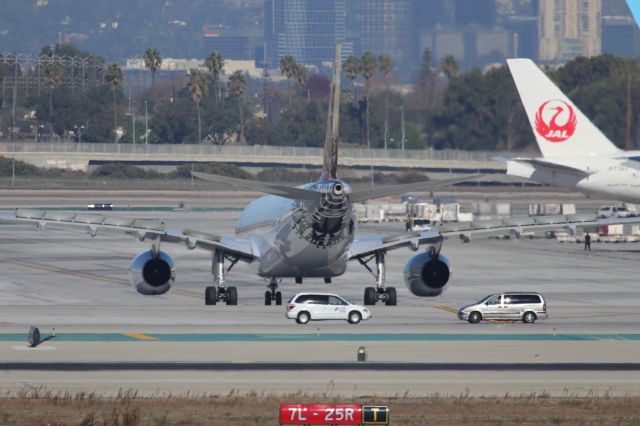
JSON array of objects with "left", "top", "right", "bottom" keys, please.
[
  {"left": 129, "top": 250, "right": 175, "bottom": 295},
  {"left": 403, "top": 252, "right": 451, "bottom": 297}
]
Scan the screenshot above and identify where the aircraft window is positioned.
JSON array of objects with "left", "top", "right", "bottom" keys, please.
[
  {"left": 328, "top": 296, "right": 347, "bottom": 306},
  {"left": 485, "top": 296, "right": 501, "bottom": 305}
]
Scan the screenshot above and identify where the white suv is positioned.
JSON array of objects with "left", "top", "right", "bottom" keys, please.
[
  {"left": 597, "top": 205, "right": 635, "bottom": 218},
  {"left": 286, "top": 293, "right": 372, "bottom": 325}
]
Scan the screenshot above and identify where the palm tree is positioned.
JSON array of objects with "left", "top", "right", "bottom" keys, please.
[
  {"left": 360, "top": 51, "right": 378, "bottom": 148},
  {"left": 43, "top": 61, "right": 63, "bottom": 138},
  {"left": 378, "top": 54, "right": 393, "bottom": 149},
  {"left": 279, "top": 55, "right": 298, "bottom": 107},
  {"left": 228, "top": 70, "right": 248, "bottom": 144},
  {"left": 440, "top": 54, "right": 459, "bottom": 80},
  {"left": 105, "top": 63, "right": 123, "bottom": 143},
  {"left": 204, "top": 51, "right": 224, "bottom": 103},
  {"left": 187, "top": 68, "right": 208, "bottom": 143},
  {"left": 294, "top": 64, "right": 308, "bottom": 100},
  {"left": 143, "top": 47, "right": 162, "bottom": 105},
  {"left": 343, "top": 55, "right": 360, "bottom": 105}
]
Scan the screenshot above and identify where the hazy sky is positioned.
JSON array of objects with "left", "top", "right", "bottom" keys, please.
[{"left": 628, "top": 0, "right": 640, "bottom": 26}]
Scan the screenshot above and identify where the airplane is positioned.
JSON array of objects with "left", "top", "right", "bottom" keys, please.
[
  {"left": 505, "top": 58, "right": 640, "bottom": 203},
  {"left": 3, "top": 50, "right": 639, "bottom": 308},
  {"left": 0, "top": 45, "right": 477, "bottom": 307}
]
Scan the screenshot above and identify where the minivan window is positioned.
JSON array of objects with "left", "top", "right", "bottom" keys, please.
[
  {"left": 505, "top": 295, "right": 541, "bottom": 304},
  {"left": 328, "top": 296, "right": 347, "bottom": 306},
  {"left": 295, "top": 295, "right": 312, "bottom": 303},
  {"left": 307, "top": 295, "right": 329, "bottom": 305},
  {"left": 485, "top": 295, "right": 501, "bottom": 305}
]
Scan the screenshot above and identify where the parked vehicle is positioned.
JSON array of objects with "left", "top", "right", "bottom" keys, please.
[
  {"left": 458, "top": 292, "right": 547, "bottom": 324},
  {"left": 597, "top": 205, "right": 635, "bottom": 219},
  {"left": 286, "top": 293, "right": 371, "bottom": 325}
]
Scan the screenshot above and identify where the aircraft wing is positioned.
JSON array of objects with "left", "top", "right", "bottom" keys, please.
[
  {"left": 349, "top": 229, "right": 442, "bottom": 259},
  {"left": 0, "top": 209, "right": 257, "bottom": 261},
  {"left": 349, "top": 213, "right": 640, "bottom": 259}
]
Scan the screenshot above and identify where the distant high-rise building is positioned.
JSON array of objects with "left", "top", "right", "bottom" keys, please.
[
  {"left": 538, "top": 0, "right": 602, "bottom": 63},
  {"left": 601, "top": 0, "right": 638, "bottom": 58},
  {"left": 455, "top": 0, "right": 496, "bottom": 27},
  {"left": 264, "top": 0, "right": 348, "bottom": 67},
  {"left": 360, "top": 0, "right": 418, "bottom": 73}
]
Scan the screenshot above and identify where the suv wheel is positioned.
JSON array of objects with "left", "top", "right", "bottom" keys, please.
[
  {"left": 296, "top": 311, "right": 310, "bottom": 325},
  {"left": 468, "top": 311, "right": 482, "bottom": 324},
  {"left": 348, "top": 311, "right": 362, "bottom": 324},
  {"left": 522, "top": 311, "right": 537, "bottom": 324}
]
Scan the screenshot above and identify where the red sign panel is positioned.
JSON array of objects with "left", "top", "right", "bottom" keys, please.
[{"left": 279, "top": 404, "right": 362, "bottom": 425}]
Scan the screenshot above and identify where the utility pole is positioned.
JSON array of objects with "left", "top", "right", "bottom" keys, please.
[
  {"left": 400, "top": 105, "right": 406, "bottom": 151},
  {"left": 144, "top": 100, "right": 148, "bottom": 148},
  {"left": 132, "top": 112, "right": 135, "bottom": 145}
]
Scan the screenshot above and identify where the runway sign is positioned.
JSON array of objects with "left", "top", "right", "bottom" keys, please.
[{"left": 279, "top": 404, "right": 389, "bottom": 425}]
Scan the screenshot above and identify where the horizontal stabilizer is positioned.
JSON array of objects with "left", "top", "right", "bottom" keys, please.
[
  {"left": 507, "top": 158, "right": 590, "bottom": 178},
  {"left": 349, "top": 174, "right": 482, "bottom": 203},
  {"left": 191, "top": 172, "right": 321, "bottom": 201}
]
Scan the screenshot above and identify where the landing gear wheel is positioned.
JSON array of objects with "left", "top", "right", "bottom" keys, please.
[
  {"left": 264, "top": 291, "right": 272, "bottom": 306},
  {"left": 364, "top": 287, "right": 376, "bottom": 305},
  {"left": 348, "top": 311, "right": 362, "bottom": 324},
  {"left": 205, "top": 286, "right": 217, "bottom": 305},
  {"left": 468, "top": 311, "right": 482, "bottom": 324},
  {"left": 385, "top": 287, "right": 397, "bottom": 306},
  {"left": 522, "top": 311, "right": 537, "bottom": 324},
  {"left": 275, "top": 291, "right": 282, "bottom": 306},
  {"left": 225, "top": 286, "right": 238, "bottom": 305},
  {"left": 296, "top": 311, "right": 310, "bottom": 325}
]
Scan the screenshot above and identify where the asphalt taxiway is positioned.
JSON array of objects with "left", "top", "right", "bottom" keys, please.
[{"left": 1, "top": 191, "right": 640, "bottom": 396}]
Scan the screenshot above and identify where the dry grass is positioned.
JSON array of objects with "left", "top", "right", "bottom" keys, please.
[{"left": 0, "top": 388, "right": 639, "bottom": 425}]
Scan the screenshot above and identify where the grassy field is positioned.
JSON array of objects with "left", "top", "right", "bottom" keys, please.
[{"left": 0, "top": 389, "right": 639, "bottom": 425}]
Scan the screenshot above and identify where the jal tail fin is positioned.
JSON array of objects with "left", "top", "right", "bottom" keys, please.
[
  {"left": 322, "top": 43, "right": 342, "bottom": 180},
  {"left": 506, "top": 58, "right": 621, "bottom": 158}
]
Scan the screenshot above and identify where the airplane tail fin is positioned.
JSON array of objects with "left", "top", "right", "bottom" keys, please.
[
  {"left": 506, "top": 58, "right": 620, "bottom": 158},
  {"left": 322, "top": 43, "right": 342, "bottom": 180}
]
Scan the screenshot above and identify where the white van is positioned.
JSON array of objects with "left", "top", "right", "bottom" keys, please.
[
  {"left": 458, "top": 292, "right": 547, "bottom": 324},
  {"left": 286, "top": 293, "right": 371, "bottom": 325}
]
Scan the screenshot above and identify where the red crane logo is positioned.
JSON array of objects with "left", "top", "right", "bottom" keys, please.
[{"left": 534, "top": 99, "right": 577, "bottom": 143}]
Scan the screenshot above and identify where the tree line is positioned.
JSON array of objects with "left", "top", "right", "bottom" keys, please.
[{"left": 1, "top": 43, "right": 639, "bottom": 152}]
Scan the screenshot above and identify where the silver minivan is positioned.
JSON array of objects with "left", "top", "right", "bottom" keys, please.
[{"left": 458, "top": 292, "right": 547, "bottom": 324}]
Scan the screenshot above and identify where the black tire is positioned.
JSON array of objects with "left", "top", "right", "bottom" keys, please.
[
  {"left": 385, "top": 287, "right": 397, "bottom": 306},
  {"left": 468, "top": 311, "right": 482, "bottom": 324},
  {"left": 275, "top": 291, "right": 282, "bottom": 306},
  {"left": 364, "top": 287, "right": 376, "bottom": 305},
  {"left": 297, "top": 311, "right": 310, "bottom": 325},
  {"left": 225, "top": 286, "right": 238, "bottom": 305},
  {"left": 264, "top": 291, "right": 272, "bottom": 306},
  {"left": 205, "top": 286, "right": 217, "bottom": 305},
  {"left": 348, "top": 310, "right": 362, "bottom": 324},
  {"left": 522, "top": 311, "right": 537, "bottom": 324}
]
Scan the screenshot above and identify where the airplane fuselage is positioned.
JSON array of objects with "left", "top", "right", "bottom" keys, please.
[
  {"left": 234, "top": 179, "right": 357, "bottom": 278},
  {"left": 507, "top": 153, "right": 640, "bottom": 203}
]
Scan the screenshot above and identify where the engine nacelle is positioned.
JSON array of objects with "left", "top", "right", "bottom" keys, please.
[
  {"left": 403, "top": 252, "right": 451, "bottom": 297},
  {"left": 129, "top": 250, "right": 175, "bottom": 295}
]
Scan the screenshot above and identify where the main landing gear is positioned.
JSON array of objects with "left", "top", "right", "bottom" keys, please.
[
  {"left": 205, "top": 249, "right": 239, "bottom": 306},
  {"left": 265, "top": 277, "right": 283, "bottom": 306},
  {"left": 357, "top": 250, "right": 397, "bottom": 306}
]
